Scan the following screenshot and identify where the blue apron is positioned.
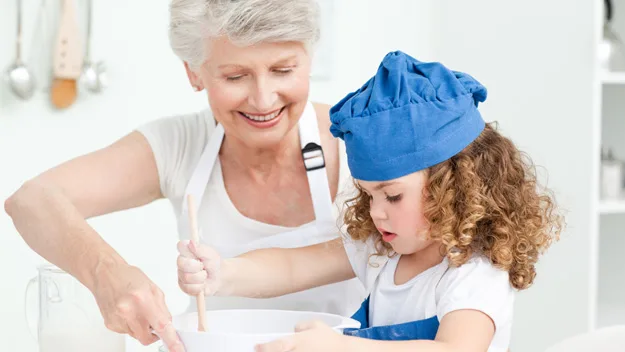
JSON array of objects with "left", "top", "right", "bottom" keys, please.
[{"left": 343, "top": 296, "right": 440, "bottom": 340}]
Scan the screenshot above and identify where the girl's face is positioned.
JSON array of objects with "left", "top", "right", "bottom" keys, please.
[{"left": 358, "top": 171, "right": 432, "bottom": 255}]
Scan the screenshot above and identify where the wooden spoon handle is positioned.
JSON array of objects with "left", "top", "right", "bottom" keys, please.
[
  {"left": 187, "top": 195, "right": 208, "bottom": 332},
  {"left": 53, "top": 0, "right": 83, "bottom": 79}
]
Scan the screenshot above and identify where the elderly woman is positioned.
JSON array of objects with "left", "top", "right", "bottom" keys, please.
[{"left": 4, "top": 0, "right": 364, "bottom": 351}]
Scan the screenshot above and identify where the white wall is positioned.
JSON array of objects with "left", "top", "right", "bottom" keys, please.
[
  {"left": 0, "top": 1, "right": 431, "bottom": 351},
  {"left": 1, "top": 1, "right": 598, "bottom": 351},
  {"left": 430, "top": 1, "right": 596, "bottom": 351}
]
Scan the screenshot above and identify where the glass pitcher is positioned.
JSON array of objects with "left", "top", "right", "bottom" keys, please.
[{"left": 25, "top": 264, "right": 126, "bottom": 352}]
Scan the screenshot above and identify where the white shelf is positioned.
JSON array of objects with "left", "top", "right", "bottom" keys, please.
[
  {"left": 601, "top": 72, "right": 625, "bottom": 84},
  {"left": 599, "top": 199, "right": 625, "bottom": 214}
]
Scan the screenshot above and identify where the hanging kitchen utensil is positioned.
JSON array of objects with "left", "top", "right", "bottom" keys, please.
[
  {"left": 4, "top": 0, "right": 36, "bottom": 100},
  {"left": 50, "top": 0, "right": 83, "bottom": 109},
  {"left": 600, "top": 0, "right": 625, "bottom": 72},
  {"left": 80, "top": 0, "right": 107, "bottom": 93},
  {"left": 29, "top": 0, "right": 51, "bottom": 93}
]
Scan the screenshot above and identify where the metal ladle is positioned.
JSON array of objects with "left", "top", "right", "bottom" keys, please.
[
  {"left": 80, "top": 0, "right": 106, "bottom": 93},
  {"left": 5, "top": 0, "right": 36, "bottom": 100}
]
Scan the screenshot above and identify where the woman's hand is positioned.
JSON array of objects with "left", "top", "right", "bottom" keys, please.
[
  {"left": 254, "top": 321, "right": 348, "bottom": 352},
  {"left": 92, "top": 263, "right": 184, "bottom": 352},
  {"left": 176, "top": 240, "right": 223, "bottom": 296}
]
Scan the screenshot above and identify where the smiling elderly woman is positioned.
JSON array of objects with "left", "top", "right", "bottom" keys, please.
[{"left": 3, "top": 1, "right": 364, "bottom": 351}]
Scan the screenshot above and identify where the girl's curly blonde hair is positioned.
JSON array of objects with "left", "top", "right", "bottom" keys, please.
[{"left": 342, "top": 123, "right": 564, "bottom": 290}]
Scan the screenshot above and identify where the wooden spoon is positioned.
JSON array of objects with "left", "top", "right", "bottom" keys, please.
[
  {"left": 51, "top": 0, "right": 83, "bottom": 109},
  {"left": 187, "top": 194, "right": 208, "bottom": 332}
]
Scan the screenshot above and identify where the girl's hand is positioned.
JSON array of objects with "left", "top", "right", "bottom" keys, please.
[
  {"left": 176, "top": 240, "right": 223, "bottom": 296},
  {"left": 255, "top": 320, "right": 348, "bottom": 352}
]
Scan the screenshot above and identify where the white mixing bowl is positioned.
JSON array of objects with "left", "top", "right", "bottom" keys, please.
[{"left": 158, "top": 309, "right": 361, "bottom": 352}]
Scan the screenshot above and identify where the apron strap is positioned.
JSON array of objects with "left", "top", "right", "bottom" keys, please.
[
  {"left": 180, "top": 123, "right": 225, "bottom": 240},
  {"left": 298, "top": 102, "right": 336, "bottom": 229}
]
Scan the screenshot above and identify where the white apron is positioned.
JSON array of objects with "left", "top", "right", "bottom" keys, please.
[{"left": 178, "top": 102, "right": 365, "bottom": 316}]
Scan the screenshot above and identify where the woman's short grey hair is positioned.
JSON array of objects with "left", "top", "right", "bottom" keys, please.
[{"left": 169, "top": 0, "right": 321, "bottom": 70}]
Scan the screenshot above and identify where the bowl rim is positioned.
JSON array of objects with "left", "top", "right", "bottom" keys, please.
[{"left": 171, "top": 309, "right": 361, "bottom": 336}]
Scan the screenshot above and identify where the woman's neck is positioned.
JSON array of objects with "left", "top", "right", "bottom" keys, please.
[{"left": 220, "top": 127, "right": 303, "bottom": 183}]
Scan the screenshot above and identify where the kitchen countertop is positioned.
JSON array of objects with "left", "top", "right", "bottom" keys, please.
[{"left": 124, "top": 337, "right": 163, "bottom": 352}]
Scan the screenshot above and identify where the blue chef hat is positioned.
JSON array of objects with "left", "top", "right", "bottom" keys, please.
[{"left": 329, "top": 51, "right": 487, "bottom": 181}]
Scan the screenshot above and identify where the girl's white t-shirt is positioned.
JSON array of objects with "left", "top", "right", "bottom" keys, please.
[{"left": 343, "top": 237, "right": 515, "bottom": 351}]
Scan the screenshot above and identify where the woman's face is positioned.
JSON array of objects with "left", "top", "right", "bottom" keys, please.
[{"left": 186, "top": 37, "right": 312, "bottom": 150}]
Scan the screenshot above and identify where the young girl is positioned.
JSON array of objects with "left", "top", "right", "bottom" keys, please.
[{"left": 176, "top": 50, "right": 563, "bottom": 352}]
